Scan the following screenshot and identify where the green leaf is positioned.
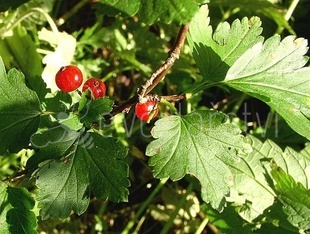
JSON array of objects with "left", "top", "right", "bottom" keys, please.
[
  {"left": 138, "top": 0, "right": 198, "bottom": 24},
  {"left": 187, "top": 5, "right": 264, "bottom": 85},
  {"left": 0, "top": 57, "right": 41, "bottom": 154},
  {"left": 228, "top": 135, "right": 310, "bottom": 222},
  {"left": 266, "top": 146, "right": 310, "bottom": 190},
  {"left": 227, "top": 136, "right": 276, "bottom": 222},
  {"left": 36, "top": 159, "right": 90, "bottom": 220},
  {"left": 224, "top": 36, "right": 310, "bottom": 140},
  {"left": 146, "top": 110, "right": 251, "bottom": 211},
  {"left": 94, "top": 0, "right": 198, "bottom": 25},
  {"left": 36, "top": 132, "right": 129, "bottom": 219},
  {"left": 187, "top": 5, "right": 310, "bottom": 140},
  {"left": 256, "top": 225, "right": 299, "bottom": 234},
  {"left": 79, "top": 97, "right": 114, "bottom": 126},
  {"left": 0, "top": 182, "right": 37, "bottom": 234},
  {"left": 271, "top": 163, "right": 310, "bottom": 231}
]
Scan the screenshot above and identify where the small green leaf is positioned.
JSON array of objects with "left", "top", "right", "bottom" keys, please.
[
  {"left": 146, "top": 110, "right": 250, "bottom": 211},
  {"left": 187, "top": 5, "right": 264, "bottom": 85},
  {"left": 0, "top": 182, "right": 37, "bottom": 234},
  {"left": 187, "top": 5, "right": 310, "bottom": 140},
  {"left": 79, "top": 97, "right": 114, "bottom": 125},
  {"left": 0, "top": 57, "right": 41, "bottom": 154},
  {"left": 271, "top": 163, "right": 310, "bottom": 231},
  {"left": 35, "top": 132, "right": 129, "bottom": 219},
  {"left": 225, "top": 36, "right": 310, "bottom": 140}
]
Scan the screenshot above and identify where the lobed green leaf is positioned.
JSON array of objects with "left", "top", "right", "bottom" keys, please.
[
  {"left": 187, "top": 4, "right": 310, "bottom": 140},
  {"left": 187, "top": 4, "right": 264, "bottom": 85},
  {"left": 227, "top": 136, "right": 276, "bottom": 222},
  {"left": 227, "top": 135, "right": 310, "bottom": 223},
  {"left": 146, "top": 110, "right": 251, "bottom": 211},
  {"left": 36, "top": 158, "right": 90, "bottom": 220},
  {"left": 225, "top": 36, "right": 310, "bottom": 140},
  {"left": 35, "top": 131, "right": 129, "bottom": 219}
]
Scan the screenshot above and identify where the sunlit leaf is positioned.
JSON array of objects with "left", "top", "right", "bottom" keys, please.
[
  {"left": 146, "top": 110, "right": 251, "bottom": 211},
  {"left": 228, "top": 135, "right": 310, "bottom": 222},
  {"left": 227, "top": 136, "right": 276, "bottom": 221},
  {"left": 187, "top": 5, "right": 264, "bottom": 84},
  {"left": 225, "top": 36, "right": 310, "bottom": 140}
]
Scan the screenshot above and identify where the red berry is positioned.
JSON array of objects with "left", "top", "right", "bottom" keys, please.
[
  {"left": 135, "top": 101, "right": 159, "bottom": 122},
  {"left": 82, "top": 78, "right": 106, "bottom": 99},
  {"left": 55, "top": 65, "right": 83, "bottom": 92}
]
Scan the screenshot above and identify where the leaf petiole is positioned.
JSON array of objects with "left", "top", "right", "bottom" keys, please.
[{"left": 160, "top": 97, "right": 181, "bottom": 116}]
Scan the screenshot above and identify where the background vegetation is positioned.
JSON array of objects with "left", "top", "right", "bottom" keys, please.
[{"left": 0, "top": 0, "right": 309, "bottom": 233}]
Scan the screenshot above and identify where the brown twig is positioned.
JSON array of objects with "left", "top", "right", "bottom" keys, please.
[{"left": 107, "top": 23, "right": 190, "bottom": 119}]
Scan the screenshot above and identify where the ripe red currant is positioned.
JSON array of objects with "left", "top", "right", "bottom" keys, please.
[
  {"left": 55, "top": 65, "right": 83, "bottom": 92},
  {"left": 135, "top": 101, "right": 159, "bottom": 122},
  {"left": 82, "top": 78, "right": 106, "bottom": 99}
]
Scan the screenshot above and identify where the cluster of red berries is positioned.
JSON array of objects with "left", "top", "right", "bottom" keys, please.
[
  {"left": 55, "top": 65, "right": 158, "bottom": 122},
  {"left": 55, "top": 65, "right": 106, "bottom": 99}
]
